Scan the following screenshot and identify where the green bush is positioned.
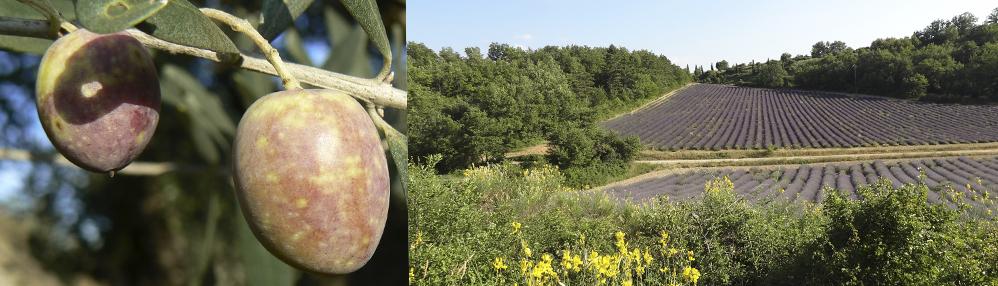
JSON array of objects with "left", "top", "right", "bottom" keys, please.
[
  {"left": 546, "top": 125, "right": 640, "bottom": 187},
  {"left": 408, "top": 160, "right": 998, "bottom": 285},
  {"left": 813, "top": 180, "right": 998, "bottom": 285}
]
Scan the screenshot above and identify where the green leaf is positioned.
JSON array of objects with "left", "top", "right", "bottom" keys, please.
[
  {"left": 390, "top": 23, "right": 406, "bottom": 90},
  {"left": 257, "top": 0, "right": 313, "bottom": 41},
  {"left": 281, "top": 28, "right": 312, "bottom": 66},
  {"left": 138, "top": 0, "right": 239, "bottom": 54},
  {"left": 76, "top": 0, "right": 168, "bottom": 34},
  {"left": 0, "top": 36, "right": 52, "bottom": 54},
  {"left": 368, "top": 111, "right": 406, "bottom": 192},
  {"left": 384, "top": 125, "right": 408, "bottom": 192},
  {"left": 235, "top": 195, "right": 298, "bottom": 286},
  {"left": 341, "top": 0, "right": 392, "bottom": 76},
  {"left": 323, "top": 7, "right": 372, "bottom": 77},
  {"left": 160, "top": 64, "right": 236, "bottom": 164},
  {"left": 0, "top": 0, "right": 74, "bottom": 54},
  {"left": 232, "top": 69, "right": 277, "bottom": 108}
]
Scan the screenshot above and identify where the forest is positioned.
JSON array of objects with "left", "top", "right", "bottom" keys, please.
[
  {"left": 695, "top": 8, "right": 998, "bottom": 102},
  {"left": 408, "top": 43, "right": 690, "bottom": 185}
]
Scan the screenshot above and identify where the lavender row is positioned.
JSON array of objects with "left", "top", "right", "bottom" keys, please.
[{"left": 606, "top": 156, "right": 998, "bottom": 206}]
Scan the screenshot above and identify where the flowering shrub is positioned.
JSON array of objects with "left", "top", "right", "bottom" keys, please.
[{"left": 408, "top": 158, "right": 998, "bottom": 285}]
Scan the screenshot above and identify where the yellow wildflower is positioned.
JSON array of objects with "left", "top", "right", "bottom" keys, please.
[
  {"left": 615, "top": 231, "right": 626, "bottom": 242},
  {"left": 683, "top": 266, "right": 701, "bottom": 285},
  {"left": 687, "top": 250, "right": 695, "bottom": 261},
  {"left": 615, "top": 231, "right": 627, "bottom": 254},
  {"left": 520, "top": 239, "right": 533, "bottom": 258},
  {"left": 520, "top": 260, "right": 533, "bottom": 276},
  {"left": 511, "top": 221, "right": 522, "bottom": 234},
  {"left": 409, "top": 267, "right": 414, "bottom": 284},
  {"left": 643, "top": 249, "right": 654, "bottom": 265},
  {"left": 668, "top": 248, "right": 678, "bottom": 257},
  {"left": 410, "top": 231, "right": 424, "bottom": 250},
  {"left": 492, "top": 257, "right": 509, "bottom": 271},
  {"left": 659, "top": 231, "right": 670, "bottom": 248},
  {"left": 561, "top": 250, "right": 573, "bottom": 271},
  {"left": 622, "top": 280, "right": 633, "bottom": 286}
]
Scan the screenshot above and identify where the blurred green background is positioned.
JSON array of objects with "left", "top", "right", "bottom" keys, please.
[{"left": 0, "top": 0, "right": 407, "bottom": 285}]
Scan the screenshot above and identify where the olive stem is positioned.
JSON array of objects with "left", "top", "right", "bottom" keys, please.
[
  {"left": 365, "top": 103, "right": 404, "bottom": 143},
  {"left": 0, "top": 16, "right": 52, "bottom": 38},
  {"left": 0, "top": 148, "right": 228, "bottom": 176},
  {"left": 198, "top": 8, "right": 303, "bottom": 90},
  {"left": 365, "top": 103, "right": 391, "bottom": 136},
  {"left": 0, "top": 17, "right": 406, "bottom": 109},
  {"left": 15, "top": 0, "right": 60, "bottom": 36}
]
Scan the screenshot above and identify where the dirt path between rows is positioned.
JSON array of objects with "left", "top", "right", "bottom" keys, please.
[
  {"left": 636, "top": 146, "right": 998, "bottom": 167},
  {"left": 596, "top": 152, "right": 998, "bottom": 191}
]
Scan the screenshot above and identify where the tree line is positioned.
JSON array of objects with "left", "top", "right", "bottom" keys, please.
[
  {"left": 408, "top": 43, "right": 690, "bottom": 185},
  {"left": 696, "top": 8, "right": 998, "bottom": 102}
]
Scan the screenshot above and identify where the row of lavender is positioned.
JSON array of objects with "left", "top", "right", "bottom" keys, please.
[
  {"left": 607, "top": 156, "right": 998, "bottom": 207},
  {"left": 603, "top": 84, "right": 998, "bottom": 150}
]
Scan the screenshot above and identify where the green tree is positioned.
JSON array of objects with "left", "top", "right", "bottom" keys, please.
[
  {"left": 716, "top": 60, "right": 730, "bottom": 71},
  {"left": 754, "top": 60, "right": 789, "bottom": 87}
]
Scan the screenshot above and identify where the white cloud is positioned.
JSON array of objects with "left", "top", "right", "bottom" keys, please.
[{"left": 513, "top": 33, "right": 533, "bottom": 41}]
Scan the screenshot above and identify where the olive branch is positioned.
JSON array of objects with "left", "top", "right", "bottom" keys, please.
[
  {"left": 0, "top": 2, "right": 407, "bottom": 177},
  {"left": 0, "top": 15, "right": 407, "bottom": 109}
]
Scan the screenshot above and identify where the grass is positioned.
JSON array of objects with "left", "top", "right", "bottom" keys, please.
[{"left": 600, "top": 83, "right": 694, "bottom": 122}]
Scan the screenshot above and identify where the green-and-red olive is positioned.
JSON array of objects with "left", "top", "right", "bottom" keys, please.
[
  {"left": 233, "top": 89, "right": 390, "bottom": 274},
  {"left": 35, "top": 28, "right": 161, "bottom": 173}
]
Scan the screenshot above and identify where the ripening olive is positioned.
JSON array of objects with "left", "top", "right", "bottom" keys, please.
[
  {"left": 233, "top": 89, "right": 390, "bottom": 274},
  {"left": 35, "top": 28, "right": 161, "bottom": 173}
]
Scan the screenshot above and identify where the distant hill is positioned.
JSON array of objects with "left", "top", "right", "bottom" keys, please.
[{"left": 695, "top": 8, "right": 998, "bottom": 103}]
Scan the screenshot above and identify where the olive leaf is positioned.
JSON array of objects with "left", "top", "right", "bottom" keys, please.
[
  {"left": 390, "top": 22, "right": 406, "bottom": 90},
  {"left": 341, "top": 0, "right": 392, "bottom": 78},
  {"left": 384, "top": 123, "right": 408, "bottom": 191},
  {"left": 137, "top": 0, "right": 239, "bottom": 54},
  {"left": 282, "top": 28, "right": 312, "bottom": 66},
  {"left": 0, "top": 0, "right": 75, "bottom": 54},
  {"left": 160, "top": 64, "right": 236, "bottom": 164},
  {"left": 257, "top": 0, "right": 314, "bottom": 41},
  {"left": 76, "top": 0, "right": 168, "bottom": 34},
  {"left": 368, "top": 110, "right": 407, "bottom": 192},
  {"left": 235, "top": 194, "right": 299, "bottom": 286},
  {"left": 323, "top": 7, "right": 372, "bottom": 77}
]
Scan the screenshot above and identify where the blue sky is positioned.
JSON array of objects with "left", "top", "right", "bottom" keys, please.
[{"left": 410, "top": 0, "right": 997, "bottom": 69}]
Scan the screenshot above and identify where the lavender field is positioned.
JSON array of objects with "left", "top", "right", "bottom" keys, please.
[
  {"left": 604, "top": 84, "right": 998, "bottom": 150},
  {"left": 607, "top": 156, "right": 998, "bottom": 207}
]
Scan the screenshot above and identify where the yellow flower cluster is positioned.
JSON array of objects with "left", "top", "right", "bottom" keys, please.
[
  {"left": 560, "top": 250, "right": 583, "bottom": 273},
  {"left": 704, "top": 175, "right": 734, "bottom": 194},
  {"left": 488, "top": 222, "right": 705, "bottom": 286},
  {"left": 683, "top": 266, "right": 701, "bottom": 284},
  {"left": 587, "top": 250, "right": 620, "bottom": 284},
  {"left": 493, "top": 257, "right": 509, "bottom": 272}
]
